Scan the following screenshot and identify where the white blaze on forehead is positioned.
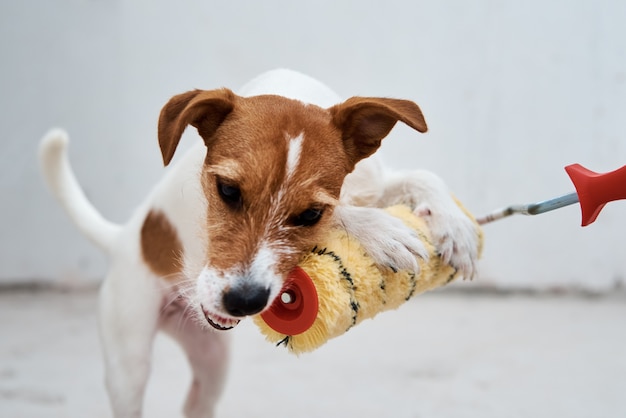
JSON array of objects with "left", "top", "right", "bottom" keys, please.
[{"left": 285, "top": 133, "right": 304, "bottom": 180}]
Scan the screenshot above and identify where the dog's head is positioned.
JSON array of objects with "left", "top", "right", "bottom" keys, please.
[{"left": 158, "top": 89, "right": 427, "bottom": 330}]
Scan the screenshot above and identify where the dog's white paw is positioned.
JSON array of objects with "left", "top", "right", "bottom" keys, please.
[
  {"left": 414, "top": 202, "right": 480, "bottom": 280},
  {"left": 334, "top": 205, "right": 428, "bottom": 272}
]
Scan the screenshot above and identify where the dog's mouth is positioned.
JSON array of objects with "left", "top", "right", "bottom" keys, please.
[{"left": 201, "top": 304, "right": 241, "bottom": 331}]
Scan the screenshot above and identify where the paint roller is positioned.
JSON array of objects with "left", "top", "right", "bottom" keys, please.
[{"left": 253, "top": 163, "right": 626, "bottom": 354}]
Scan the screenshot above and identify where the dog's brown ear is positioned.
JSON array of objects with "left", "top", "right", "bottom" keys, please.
[
  {"left": 158, "top": 88, "right": 236, "bottom": 166},
  {"left": 329, "top": 97, "right": 427, "bottom": 169}
]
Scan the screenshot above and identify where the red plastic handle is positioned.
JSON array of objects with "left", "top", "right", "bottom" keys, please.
[
  {"left": 565, "top": 163, "right": 626, "bottom": 226},
  {"left": 260, "top": 267, "right": 319, "bottom": 336}
]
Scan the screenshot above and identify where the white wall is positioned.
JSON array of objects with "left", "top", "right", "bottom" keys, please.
[{"left": 1, "top": 0, "right": 624, "bottom": 291}]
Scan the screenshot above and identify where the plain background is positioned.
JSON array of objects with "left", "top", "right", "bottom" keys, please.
[{"left": 1, "top": 0, "right": 625, "bottom": 291}]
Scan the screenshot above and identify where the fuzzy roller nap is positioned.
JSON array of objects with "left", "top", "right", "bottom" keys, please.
[{"left": 253, "top": 204, "right": 483, "bottom": 354}]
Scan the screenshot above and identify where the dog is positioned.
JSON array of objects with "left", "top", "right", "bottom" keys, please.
[{"left": 39, "top": 69, "right": 479, "bottom": 417}]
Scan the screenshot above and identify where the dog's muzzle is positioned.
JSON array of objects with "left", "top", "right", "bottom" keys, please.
[{"left": 222, "top": 282, "right": 271, "bottom": 317}]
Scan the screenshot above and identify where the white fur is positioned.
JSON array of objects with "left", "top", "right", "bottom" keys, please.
[
  {"left": 238, "top": 68, "right": 341, "bottom": 107},
  {"left": 340, "top": 160, "right": 480, "bottom": 279},
  {"left": 249, "top": 243, "right": 284, "bottom": 303},
  {"left": 285, "top": 133, "right": 304, "bottom": 180},
  {"left": 39, "top": 69, "right": 479, "bottom": 417},
  {"left": 39, "top": 129, "right": 121, "bottom": 252}
]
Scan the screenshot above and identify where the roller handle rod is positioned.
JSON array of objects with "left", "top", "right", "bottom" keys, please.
[
  {"left": 477, "top": 192, "right": 579, "bottom": 225},
  {"left": 477, "top": 163, "right": 626, "bottom": 226}
]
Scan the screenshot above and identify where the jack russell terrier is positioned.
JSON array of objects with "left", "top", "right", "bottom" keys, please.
[{"left": 39, "top": 69, "right": 480, "bottom": 417}]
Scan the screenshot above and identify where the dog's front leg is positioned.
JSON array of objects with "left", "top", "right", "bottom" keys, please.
[
  {"left": 332, "top": 205, "right": 429, "bottom": 272},
  {"left": 337, "top": 157, "right": 428, "bottom": 271},
  {"left": 162, "top": 313, "right": 230, "bottom": 418},
  {"left": 379, "top": 169, "right": 481, "bottom": 280},
  {"left": 98, "top": 263, "right": 162, "bottom": 418}
]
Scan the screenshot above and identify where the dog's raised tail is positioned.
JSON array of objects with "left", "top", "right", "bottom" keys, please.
[{"left": 39, "top": 129, "right": 122, "bottom": 253}]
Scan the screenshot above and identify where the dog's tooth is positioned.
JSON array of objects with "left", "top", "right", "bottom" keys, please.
[{"left": 202, "top": 305, "right": 240, "bottom": 331}]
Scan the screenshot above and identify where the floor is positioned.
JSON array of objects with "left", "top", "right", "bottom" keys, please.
[{"left": 1, "top": 287, "right": 625, "bottom": 418}]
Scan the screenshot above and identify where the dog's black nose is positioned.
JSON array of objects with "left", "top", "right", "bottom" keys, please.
[{"left": 222, "top": 283, "right": 270, "bottom": 317}]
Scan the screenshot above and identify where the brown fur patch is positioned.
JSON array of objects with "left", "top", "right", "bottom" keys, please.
[{"left": 141, "top": 210, "right": 183, "bottom": 279}]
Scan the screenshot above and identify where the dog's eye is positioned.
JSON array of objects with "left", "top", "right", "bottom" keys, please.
[
  {"left": 292, "top": 207, "right": 324, "bottom": 227},
  {"left": 217, "top": 181, "right": 242, "bottom": 209}
]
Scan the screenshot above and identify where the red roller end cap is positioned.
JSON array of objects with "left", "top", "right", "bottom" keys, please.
[{"left": 260, "top": 266, "right": 319, "bottom": 336}]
